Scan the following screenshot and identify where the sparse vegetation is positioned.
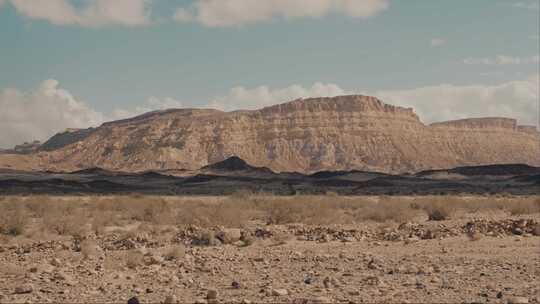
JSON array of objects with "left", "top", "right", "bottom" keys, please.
[{"left": 0, "top": 194, "right": 538, "bottom": 242}]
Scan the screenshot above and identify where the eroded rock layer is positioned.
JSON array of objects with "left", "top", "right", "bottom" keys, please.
[{"left": 4, "top": 95, "right": 540, "bottom": 173}]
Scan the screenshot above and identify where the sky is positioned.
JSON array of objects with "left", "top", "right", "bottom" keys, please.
[{"left": 0, "top": 0, "right": 539, "bottom": 148}]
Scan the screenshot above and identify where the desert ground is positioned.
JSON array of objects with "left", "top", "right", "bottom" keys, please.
[{"left": 0, "top": 194, "right": 539, "bottom": 304}]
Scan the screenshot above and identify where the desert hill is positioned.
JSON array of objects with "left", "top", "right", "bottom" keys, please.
[{"left": 1, "top": 95, "right": 539, "bottom": 174}]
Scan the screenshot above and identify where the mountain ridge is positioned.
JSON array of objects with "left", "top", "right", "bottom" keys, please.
[{"left": 0, "top": 95, "right": 538, "bottom": 174}]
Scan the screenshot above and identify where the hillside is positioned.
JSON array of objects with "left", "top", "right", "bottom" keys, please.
[{"left": 0, "top": 95, "right": 538, "bottom": 174}]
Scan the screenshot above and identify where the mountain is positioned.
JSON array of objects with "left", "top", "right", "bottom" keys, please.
[{"left": 0, "top": 95, "right": 538, "bottom": 174}]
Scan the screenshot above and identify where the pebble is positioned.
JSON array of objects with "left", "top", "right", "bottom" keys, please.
[
  {"left": 127, "top": 296, "right": 140, "bottom": 304},
  {"left": 14, "top": 284, "right": 34, "bottom": 294},
  {"left": 271, "top": 289, "right": 289, "bottom": 296},
  {"left": 206, "top": 289, "right": 218, "bottom": 300},
  {"left": 312, "top": 296, "right": 332, "bottom": 303},
  {"left": 164, "top": 295, "right": 178, "bottom": 304},
  {"left": 507, "top": 296, "right": 529, "bottom": 304}
]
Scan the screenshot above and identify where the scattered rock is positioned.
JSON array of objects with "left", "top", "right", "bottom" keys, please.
[
  {"left": 271, "top": 289, "right": 289, "bottom": 296},
  {"left": 231, "top": 281, "right": 241, "bottom": 289},
  {"left": 127, "top": 296, "right": 140, "bottom": 304},
  {"left": 507, "top": 296, "right": 529, "bottom": 304},
  {"left": 216, "top": 228, "right": 242, "bottom": 244},
  {"left": 311, "top": 296, "right": 332, "bottom": 303},
  {"left": 206, "top": 289, "right": 218, "bottom": 300},
  {"left": 164, "top": 295, "right": 178, "bottom": 304},
  {"left": 14, "top": 284, "right": 33, "bottom": 294}
]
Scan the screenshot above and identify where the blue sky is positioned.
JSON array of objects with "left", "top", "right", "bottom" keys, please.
[{"left": 0, "top": 0, "right": 539, "bottom": 147}]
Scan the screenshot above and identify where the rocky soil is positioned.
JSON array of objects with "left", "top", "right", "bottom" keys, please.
[{"left": 1, "top": 211, "right": 539, "bottom": 303}]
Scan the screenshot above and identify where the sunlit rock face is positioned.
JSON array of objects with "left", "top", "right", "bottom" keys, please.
[{"left": 5, "top": 95, "right": 540, "bottom": 174}]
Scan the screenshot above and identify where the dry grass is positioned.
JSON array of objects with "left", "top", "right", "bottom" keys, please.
[
  {"left": 0, "top": 194, "right": 538, "bottom": 241},
  {"left": 0, "top": 202, "right": 28, "bottom": 236}
]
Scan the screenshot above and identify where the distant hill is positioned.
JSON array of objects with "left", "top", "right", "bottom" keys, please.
[
  {"left": 416, "top": 164, "right": 540, "bottom": 178},
  {"left": 0, "top": 95, "right": 538, "bottom": 174}
]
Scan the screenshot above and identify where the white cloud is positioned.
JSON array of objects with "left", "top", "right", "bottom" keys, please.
[
  {"left": 174, "top": 0, "right": 389, "bottom": 27},
  {"left": 463, "top": 55, "right": 540, "bottom": 65},
  {"left": 205, "top": 83, "right": 348, "bottom": 111},
  {"left": 430, "top": 38, "right": 446, "bottom": 47},
  {"left": 510, "top": 1, "right": 540, "bottom": 10},
  {"left": 7, "top": 0, "right": 151, "bottom": 27},
  {"left": 111, "top": 97, "right": 184, "bottom": 119},
  {"left": 372, "top": 74, "right": 540, "bottom": 127},
  {"left": 201, "top": 76, "right": 540, "bottom": 128},
  {"left": 1, "top": 75, "right": 538, "bottom": 148},
  {"left": 0, "top": 79, "right": 105, "bottom": 148}
]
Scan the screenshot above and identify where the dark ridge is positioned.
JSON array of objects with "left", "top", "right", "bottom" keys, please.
[
  {"left": 69, "top": 167, "right": 121, "bottom": 176},
  {"left": 40, "top": 128, "right": 95, "bottom": 151},
  {"left": 202, "top": 156, "right": 274, "bottom": 173},
  {"left": 416, "top": 164, "right": 540, "bottom": 177},
  {"left": 140, "top": 171, "right": 178, "bottom": 179}
]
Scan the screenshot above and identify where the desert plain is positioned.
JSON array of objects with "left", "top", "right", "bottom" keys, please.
[{"left": 0, "top": 194, "right": 539, "bottom": 304}]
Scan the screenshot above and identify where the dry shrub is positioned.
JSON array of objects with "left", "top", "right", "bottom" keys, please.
[
  {"left": 80, "top": 239, "right": 99, "bottom": 259},
  {"left": 423, "top": 202, "right": 451, "bottom": 221},
  {"left": 354, "top": 197, "right": 416, "bottom": 223},
  {"left": 507, "top": 197, "right": 540, "bottom": 215},
  {"left": 163, "top": 245, "right": 185, "bottom": 261},
  {"left": 263, "top": 197, "right": 344, "bottom": 225},
  {"left": 192, "top": 230, "right": 220, "bottom": 246},
  {"left": 0, "top": 201, "right": 28, "bottom": 236},
  {"left": 42, "top": 203, "right": 88, "bottom": 237},
  {"left": 175, "top": 198, "right": 254, "bottom": 228},
  {"left": 270, "top": 231, "right": 292, "bottom": 246},
  {"left": 125, "top": 250, "right": 144, "bottom": 269}
]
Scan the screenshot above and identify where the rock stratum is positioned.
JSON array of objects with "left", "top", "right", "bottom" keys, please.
[{"left": 1, "top": 95, "right": 539, "bottom": 174}]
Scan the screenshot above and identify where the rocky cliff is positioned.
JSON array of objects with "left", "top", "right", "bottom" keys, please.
[{"left": 3, "top": 95, "right": 539, "bottom": 173}]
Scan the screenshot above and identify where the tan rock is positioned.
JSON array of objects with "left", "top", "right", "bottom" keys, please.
[{"left": 4, "top": 95, "right": 538, "bottom": 174}]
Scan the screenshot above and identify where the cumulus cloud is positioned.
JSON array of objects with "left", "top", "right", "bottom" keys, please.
[
  {"left": 202, "top": 76, "right": 540, "bottom": 127},
  {"left": 7, "top": 0, "right": 151, "bottom": 27},
  {"left": 463, "top": 55, "right": 540, "bottom": 65},
  {"left": 1, "top": 76, "right": 538, "bottom": 148},
  {"left": 111, "top": 97, "right": 184, "bottom": 119},
  {"left": 174, "top": 0, "right": 389, "bottom": 27},
  {"left": 0, "top": 79, "right": 105, "bottom": 148},
  {"left": 372, "top": 74, "right": 540, "bottom": 127},
  {"left": 430, "top": 38, "right": 446, "bottom": 47},
  {"left": 205, "top": 83, "right": 348, "bottom": 111}
]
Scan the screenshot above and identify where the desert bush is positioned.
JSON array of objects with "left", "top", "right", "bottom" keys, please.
[
  {"left": 0, "top": 202, "right": 28, "bottom": 236},
  {"left": 354, "top": 197, "right": 416, "bottom": 223},
  {"left": 423, "top": 202, "right": 451, "bottom": 221},
  {"left": 80, "top": 239, "right": 99, "bottom": 259},
  {"left": 42, "top": 203, "right": 88, "bottom": 237},
  {"left": 507, "top": 197, "right": 540, "bottom": 215},
  {"left": 163, "top": 245, "right": 185, "bottom": 261},
  {"left": 125, "top": 250, "right": 144, "bottom": 269}
]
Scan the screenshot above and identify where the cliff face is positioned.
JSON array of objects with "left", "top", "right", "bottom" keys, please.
[{"left": 9, "top": 95, "right": 540, "bottom": 173}]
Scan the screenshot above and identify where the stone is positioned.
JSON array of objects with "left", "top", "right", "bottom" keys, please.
[
  {"left": 164, "top": 295, "right": 178, "bottom": 304},
  {"left": 312, "top": 296, "right": 332, "bottom": 303},
  {"left": 216, "top": 228, "right": 242, "bottom": 244},
  {"left": 271, "top": 289, "right": 289, "bottom": 296},
  {"left": 14, "top": 284, "right": 33, "bottom": 294},
  {"left": 206, "top": 289, "right": 218, "bottom": 300},
  {"left": 50, "top": 258, "right": 62, "bottom": 267},
  {"left": 507, "top": 296, "right": 529, "bottom": 304},
  {"left": 127, "top": 297, "right": 140, "bottom": 304}
]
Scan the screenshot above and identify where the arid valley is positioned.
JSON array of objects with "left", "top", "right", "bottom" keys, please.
[
  {"left": 1, "top": 194, "right": 539, "bottom": 303},
  {"left": 1, "top": 1, "right": 539, "bottom": 303}
]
